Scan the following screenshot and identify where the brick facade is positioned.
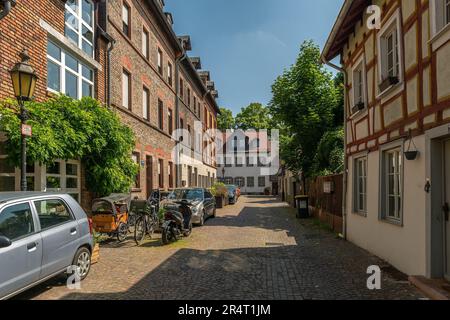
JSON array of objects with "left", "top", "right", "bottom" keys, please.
[{"left": 0, "top": 0, "right": 220, "bottom": 209}]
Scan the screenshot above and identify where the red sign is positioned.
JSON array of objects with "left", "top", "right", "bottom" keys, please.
[{"left": 21, "top": 124, "right": 32, "bottom": 137}]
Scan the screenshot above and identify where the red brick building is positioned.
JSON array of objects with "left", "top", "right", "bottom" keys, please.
[{"left": 0, "top": 0, "right": 220, "bottom": 206}]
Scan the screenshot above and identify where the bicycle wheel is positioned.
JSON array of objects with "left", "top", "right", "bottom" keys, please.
[{"left": 134, "top": 216, "right": 146, "bottom": 245}]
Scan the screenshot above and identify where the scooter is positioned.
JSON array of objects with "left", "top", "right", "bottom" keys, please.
[{"left": 161, "top": 200, "right": 193, "bottom": 245}]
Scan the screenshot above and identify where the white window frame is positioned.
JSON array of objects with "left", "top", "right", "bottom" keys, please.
[
  {"left": 122, "top": 70, "right": 131, "bottom": 110},
  {"left": 352, "top": 56, "right": 367, "bottom": 112},
  {"left": 64, "top": 0, "right": 95, "bottom": 57},
  {"left": 142, "top": 28, "right": 149, "bottom": 59},
  {"left": 377, "top": 9, "right": 403, "bottom": 96},
  {"left": 44, "top": 160, "right": 81, "bottom": 203},
  {"left": 142, "top": 87, "right": 149, "bottom": 120},
  {"left": 379, "top": 142, "right": 404, "bottom": 225},
  {"left": 46, "top": 41, "right": 94, "bottom": 99},
  {"left": 353, "top": 155, "right": 368, "bottom": 215}
]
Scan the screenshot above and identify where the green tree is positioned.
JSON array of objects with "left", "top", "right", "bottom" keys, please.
[
  {"left": 0, "top": 95, "right": 138, "bottom": 196},
  {"left": 270, "top": 40, "right": 339, "bottom": 180},
  {"left": 311, "top": 127, "right": 344, "bottom": 176},
  {"left": 235, "top": 102, "right": 271, "bottom": 131},
  {"left": 217, "top": 107, "right": 235, "bottom": 131}
]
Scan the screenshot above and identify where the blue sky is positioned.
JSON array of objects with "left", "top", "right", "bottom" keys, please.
[{"left": 165, "top": 0, "right": 344, "bottom": 115}]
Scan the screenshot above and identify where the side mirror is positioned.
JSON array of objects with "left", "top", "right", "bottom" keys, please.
[{"left": 0, "top": 235, "right": 12, "bottom": 248}]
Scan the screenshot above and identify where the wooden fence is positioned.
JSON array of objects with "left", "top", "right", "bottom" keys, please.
[{"left": 307, "top": 174, "right": 343, "bottom": 233}]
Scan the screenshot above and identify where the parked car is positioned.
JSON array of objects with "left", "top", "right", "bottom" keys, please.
[
  {"left": 165, "top": 188, "right": 216, "bottom": 226},
  {"left": 226, "top": 185, "right": 239, "bottom": 204},
  {"left": 0, "top": 193, "right": 93, "bottom": 300}
]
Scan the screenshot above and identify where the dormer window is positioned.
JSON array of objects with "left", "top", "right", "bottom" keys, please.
[
  {"left": 377, "top": 9, "right": 402, "bottom": 95},
  {"left": 352, "top": 57, "right": 366, "bottom": 114},
  {"left": 64, "top": 0, "right": 94, "bottom": 57}
]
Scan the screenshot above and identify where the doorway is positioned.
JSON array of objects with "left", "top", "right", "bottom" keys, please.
[
  {"left": 146, "top": 156, "right": 153, "bottom": 199},
  {"left": 444, "top": 140, "right": 450, "bottom": 280}
]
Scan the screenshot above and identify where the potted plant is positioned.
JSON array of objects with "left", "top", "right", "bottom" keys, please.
[
  {"left": 211, "top": 182, "right": 228, "bottom": 208},
  {"left": 351, "top": 101, "right": 365, "bottom": 114},
  {"left": 91, "top": 231, "right": 101, "bottom": 265},
  {"left": 404, "top": 131, "right": 419, "bottom": 161},
  {"left": 379, "top": 76, "right": 399, "bottom": 92}
]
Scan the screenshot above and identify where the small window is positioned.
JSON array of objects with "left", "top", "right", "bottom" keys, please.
[
  {"left": 157, "top": 48, "right": 163, "bottom": 75},
  {"left": 258, "top": 176, "right": 266, "bottom": 187},
  {"left": 0, "top": 203, "right": 34, "bottom": 241},
  {"left": 187, "top": 88, "right": 191, "bottom": 106},
  {"left": 158, "top": 99, "right": 164, "bottom": 130},
  {"left": 234, "top": 177, "right": 245, "bottom": 188},
  {"left": 168, "top": 62, "right": 173, "bottom": 86},
  {"left": 434, "top": 0, "right": 450, "bottom": 33},
  {"left": 64, "top": 0, "right": 94, "bottom": 56},
  {"left": 377, "top": 11, "right": 402, "bottom": 94},
  {"left": 122, "top": 70, "right": 131, "bottom": 110},
  {"left": 380, "top": 147, "right": 403, "bottom": 223},
  {"left": 354, "top": 157, "right": 367, "bottom": 214},
  {"left": 247, "top": 177, "right": 254, "bottom": 187},
  {"left": 168, "top": 109, "right": 173, "bottom": 134},
  {"left": 179, "top": 78, "right": 184, "bottom": 100},
  {"left": 142, "top": 29, "right": 149, "bottom": 59},
  {"left": 158, "top": 159, "right": 164, "bottom": 188},
  {"left": 34, "top": 199, "right": 73, "bottom": 230},
  {"left": 122, "top": 2, "right": 130, "bottom": 37},
  {"left": 142, "top": 87, "right": 149, "bottom": 120},
  {"left": 352, "top": 59, "right": 366, "bottom": 114}
]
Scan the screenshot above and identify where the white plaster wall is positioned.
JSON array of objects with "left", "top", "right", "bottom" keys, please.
[{"left": 346, "top": 135, "right": 427, "bottom": 276}]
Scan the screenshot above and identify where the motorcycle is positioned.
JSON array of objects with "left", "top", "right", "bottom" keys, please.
[{"left": 161, "top": 200, "right": 193, "bottom": 245}]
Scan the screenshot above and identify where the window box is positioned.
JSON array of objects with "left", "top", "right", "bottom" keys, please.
[
  {"left": 378, "top": 76, "right": 399, "bottom": 93},
  {"left": 352, "top": 102, "right": 366, "bottom": 115}
]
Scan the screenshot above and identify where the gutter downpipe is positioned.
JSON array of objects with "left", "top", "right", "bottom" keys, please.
[
  {"left": 175, "top": 52, "right": 188, "bottom": 188},
  {"left": 106, "top": 39, "right": 115, "bottom": 108},
  {"left": 322, "top": 57, "right": 348, "bottom": 240},
  {"left": 0, "top": 0, "right": 13, "bottom": 20}
]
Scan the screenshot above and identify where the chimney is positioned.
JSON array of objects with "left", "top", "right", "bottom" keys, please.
[{"left": 206, "top": 81, "right": 215, "bottom": 91}]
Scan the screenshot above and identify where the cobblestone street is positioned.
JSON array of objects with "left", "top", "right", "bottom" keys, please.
[{"left": 16, "top": 196, "right": 424, "bottom": 300}]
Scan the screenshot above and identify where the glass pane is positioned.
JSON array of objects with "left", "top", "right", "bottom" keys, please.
[
  {"left": 82, "top": 25, "right": 93, "bottom": 42},
  {"left": 0, "top": 176, "right": 15, "bottom": 191},
  {"left": 47, "top": 162, "right": 60, "bottom": 175},
  {"left": 66, "top": 163, "right": 78, "bottom": 176},
  {"left": 0, "top": 203, "right": 34, "bottom": 240},
  {"left": 388, "top": 175, "right": 395, "bottom": 195},
  {"left": 67, "top": 177, "right": 78, "bottom": 189},
  {"left": 65, "top": 26, "right": 79, "bottom": 46},
  {"left": 65, "top": 54, "right": 78, "bottom": 72},
  {"left": 47, "top": 42, "right": 61, "bottom": 61},
  {"left": 65, "top": 71, "right": 78, "bottom": 99},
  {"left": 35, "top": 199, "right": 72, "bottom": 229},
  {"left": 27, "top": 177, "right": 34, "bottom": 191},
  {"left": 397, "top": 196, "right": 402, "bottom": 218},
  {"left": 82, "top": 64, "right": 93, "bottom": 81},
  {"left": 82, "top": 40, "right": 93, "bottom": 56},
  {"left": 47, "top": 60, "right": 61, "bottom": 92},
  {"left": 122, "top": 72, "right": 129, "bottom": 109},
  {"left": 82, "top": 81, "right": 92, "bottom": 98},
  {"left": 359, "top": 194, "right": 364, "bottom": 211},
  {"left": 388, "top": 196, "right": 395, "bottom": 218},
  {"left": 82, "top": 0, "right": 93, "bottom": 26},
  {"left": 65, "top": 11, "right": 78, "bottom": 31},
  {"left": 0, "top": 158, "right": 15, "bottom": 173},
  {"left": 46, "top": 176, "right": 61, "bottom": 189},
  {"left": 66, "top": 0, "right": 77, "bottom": 12}
]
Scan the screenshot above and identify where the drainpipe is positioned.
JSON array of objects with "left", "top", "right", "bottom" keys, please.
[
  {"left": 0, "top": 0, "right": 14, "bottom": 20},
  {"left": 322, "top": 57, "right": 348, "bottom": 240},
  {"left": 106, "top": 39, "right": 115, "bottom": 108},
  {"left": 175, "top": 52, "right": 188, "bottom": 188}
]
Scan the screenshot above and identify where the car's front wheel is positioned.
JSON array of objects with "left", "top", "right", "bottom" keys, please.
[{"left": 72, "top": 247, "right": 91, "bottom": 280}]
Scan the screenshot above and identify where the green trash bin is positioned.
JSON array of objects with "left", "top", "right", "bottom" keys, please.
[{"left": 295, "top": 195, "right": 309, "bottom": 219}]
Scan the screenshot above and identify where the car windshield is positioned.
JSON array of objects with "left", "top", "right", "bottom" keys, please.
[
  {"left": 169, "top": 189, "right": 203, "bottom": 201},
  {"left": 226, "top": 186, "right": 236, "bottom": 192}
]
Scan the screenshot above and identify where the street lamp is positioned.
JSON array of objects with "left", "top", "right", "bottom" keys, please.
[
  {"left": 222, "top": 167, "right": 225, "bottom": 181},
  {"left": 9, "top": 49, "right": 38, "bottom": 191}
]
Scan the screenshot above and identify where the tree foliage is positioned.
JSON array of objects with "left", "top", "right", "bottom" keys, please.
[
  {"left": 217, "top": 107, "right": 235, "bottom": 131},
  {"left": 270, "top": 40, "right": 341, "bottom": 178},
  {"left": 235, "top": 102, "right": 271, "bottom": 131},
  {"left": 0, "top": 95, "right": 138, "bottom": 196}
]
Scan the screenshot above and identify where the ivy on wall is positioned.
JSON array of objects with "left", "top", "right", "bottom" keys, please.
[{"left": 0, "top": 95, "right": 138, "bottom": 196}]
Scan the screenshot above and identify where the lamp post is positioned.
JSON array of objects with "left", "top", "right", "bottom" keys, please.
[
  {"left": 222, "top": 167, "right": 225, "bottom": 181},
  {"left": 9, "top": 50, "right": 38, "bottom": 191}
]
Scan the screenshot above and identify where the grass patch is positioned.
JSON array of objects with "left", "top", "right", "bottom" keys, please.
[{"left": 311, "top": 218, "right": 334, "bottom": 233}]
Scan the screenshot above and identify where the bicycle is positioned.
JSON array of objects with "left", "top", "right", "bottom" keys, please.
[{"left": 133, "top": 200, "right": 159, "bottom": 245}]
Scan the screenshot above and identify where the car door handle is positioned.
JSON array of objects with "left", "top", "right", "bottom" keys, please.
[
  {"left": 27, "top": 242, "right": 37, "bottom": 252},
  {"left": 70, "top": 227, "right": 77, "bottom": 235}
]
